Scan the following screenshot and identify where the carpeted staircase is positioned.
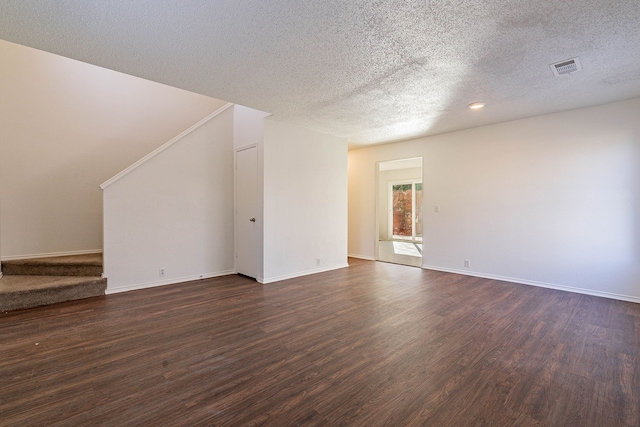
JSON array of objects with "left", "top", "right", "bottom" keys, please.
[{"left": 0, "top": 254, "right": 107, "bottom": 311}]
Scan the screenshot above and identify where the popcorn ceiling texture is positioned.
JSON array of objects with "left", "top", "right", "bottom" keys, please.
[{"left": 1, "top": 0, "right": 639, "bottom": 147}]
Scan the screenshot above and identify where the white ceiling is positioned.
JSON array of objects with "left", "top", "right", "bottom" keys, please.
[{"left": 1, "top": 1, "right": 639, "bottom": 149}]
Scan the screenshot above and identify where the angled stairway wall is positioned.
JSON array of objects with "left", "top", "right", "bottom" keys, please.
[
  {"left": 0, "top": 40, "right": 227, "bottom": 262},
  {"left": 102, "top": 104, "right": 237, "bottom": 293}
]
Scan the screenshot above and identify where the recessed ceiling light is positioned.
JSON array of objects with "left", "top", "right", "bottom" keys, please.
[{"left": 468, "top": 102, "right": 485, "bottom": 110}]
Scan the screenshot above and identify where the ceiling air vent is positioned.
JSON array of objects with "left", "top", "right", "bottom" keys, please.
[{"left": 550, "top": 57, "right": 582, "bottom": 77}]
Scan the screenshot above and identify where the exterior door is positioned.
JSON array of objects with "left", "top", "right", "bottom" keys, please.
[
  {"left": 389, "top": 180, "right": 423, "bottom": 241},
  {"left": 236, "top": 146, "right": 258, "bottom": 278}
]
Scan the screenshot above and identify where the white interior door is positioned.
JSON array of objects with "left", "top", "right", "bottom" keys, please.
[{"left": 236, "top": 146, "right": 258, "bottom": 278}]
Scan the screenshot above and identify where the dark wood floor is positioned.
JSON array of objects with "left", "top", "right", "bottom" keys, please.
[{"left": 1, "top": 259, "right": 639, "bottom": 426}]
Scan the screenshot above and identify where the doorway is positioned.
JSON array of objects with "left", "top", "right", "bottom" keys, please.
[{"left": 377, "top": 157, "right": 423, "bottom": 267}]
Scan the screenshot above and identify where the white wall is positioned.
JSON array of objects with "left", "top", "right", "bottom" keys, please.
[
  {"left": 102, "top": 106, "right": 348, "bottom": 291},
  {"left": 377, "top": 167, "right": 422, "bottom": 241},
  {"left": 233, "top": 105, "right": 270, "bottom": 280},
  {"left": 233, "top": 105, "right": 270, "bottom": 150},
  {"left": 102, "top": 107, "right": 234, "bottom": 293},
  {"left": 349, "top": 97, "right": 640, "bottom": 302},
  {"left": 263, "top": 119, "right": 348, "bottom": 282},
  {"left": 0, "top": 40, "right": 227, "bottom": 259}
]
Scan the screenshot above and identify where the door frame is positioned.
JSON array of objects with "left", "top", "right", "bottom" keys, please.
[{"left": 375, "top": 157, "right": 424, "bottom": 262}]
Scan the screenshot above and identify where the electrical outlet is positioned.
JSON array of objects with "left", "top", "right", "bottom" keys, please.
[
  {"left": 159, "top": 268, "right": 165, "bottom": 277},
  {"left": 434, "top": 205, "right": 440, "bottom": 213},
  {"left": 316, "top": 258, "right": 321, "bottom": 266},
  {"left": 464, "top": 260, "right": 470, "bottom": 268}
]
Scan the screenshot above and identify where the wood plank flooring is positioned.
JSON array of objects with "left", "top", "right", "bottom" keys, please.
[{"left": 1, "top": 258, "right": 639, "bottom": 426}]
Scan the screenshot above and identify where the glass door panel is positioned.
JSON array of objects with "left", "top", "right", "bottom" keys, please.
[{"left": 392, "top": 184, "right": 413, "bottom": 239}]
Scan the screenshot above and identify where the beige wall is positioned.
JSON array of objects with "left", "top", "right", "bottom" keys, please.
[
  {"left": 103, "top": 109, "right": 349, "bottom": 291},
  {"left": 349, "top": 97, "right": 640, "bottom": 302},
  {"left": 103, "top": 106, "right": 234, "bottom": 293},
  {"left": 263, "top": 119, "right": 348, "bottom": 282},
  {"left": 0, "top": 40, "right": 227, "bottom": 259}
]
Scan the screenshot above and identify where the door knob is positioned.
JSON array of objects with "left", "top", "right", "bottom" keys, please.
[{"left": 250, "top": 218, "right": 256, "bottom": 222}]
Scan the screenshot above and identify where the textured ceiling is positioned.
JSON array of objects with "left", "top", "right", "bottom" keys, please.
[{"left": 1, "top": 1, "right": 639, "bottom": 148}]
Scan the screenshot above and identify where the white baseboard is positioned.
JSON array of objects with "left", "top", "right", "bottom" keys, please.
[
  {"left": 261, "top": 263, "right": 350, "bottom": 284},
  {"left": 347, "top": 253, "right": 376, "bottom": 261},
  {"left": 1, "top": 249, "right": 103, "bottom": 262},
  {"left": 422, "top": 265, "right": 640, "bottom": 304},
  {"left": 105, "top": 270, "right": 236, "bottom": 294}
]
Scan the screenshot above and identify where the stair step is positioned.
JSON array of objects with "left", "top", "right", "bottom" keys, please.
[
  {"left": 0, "top": 253, "right": 106, "bottom": 311},
  {"left": 1, "top": 253, "right": 103, "bottom": 276},
  {"left": 0, "top": 275, "right": 107, "bottom": 311}
]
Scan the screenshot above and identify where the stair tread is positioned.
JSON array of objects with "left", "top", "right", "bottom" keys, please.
[
  {"left": 2, "top": 253, "right": 102, "bottom": 267},
  {"left": 2, "top": 254, "right": 103, "bottom": 277},
  {"left": 1, "top": 254, "right": 106, "bottom": 311},
  {"left": 0, "top": 275, "right": 105, "bottom": 294}
]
